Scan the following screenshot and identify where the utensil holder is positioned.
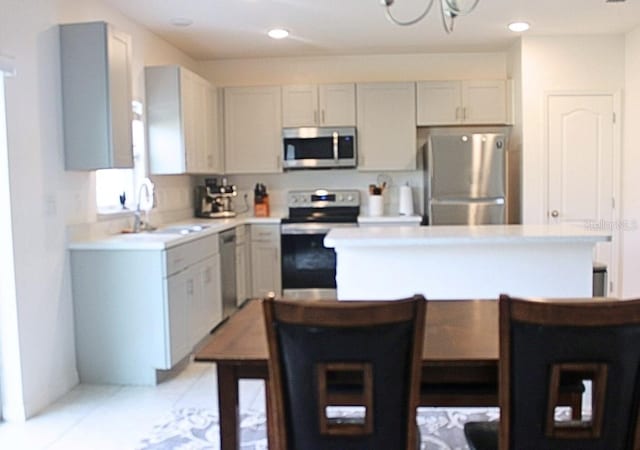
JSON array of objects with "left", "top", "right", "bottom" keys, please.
[{"left": 369, "top": 195, "right": 384, "bottom": 217}]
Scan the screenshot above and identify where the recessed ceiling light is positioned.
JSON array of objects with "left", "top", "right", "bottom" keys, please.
[
  {"left": 267, "top": 28, "right": 289, "bottom": 40},
  {"left": 508, "top": 22, "right": 530, "bottom": 32},
  {"left": 170, "top": 17, "right": 193, "bottom": 27}
]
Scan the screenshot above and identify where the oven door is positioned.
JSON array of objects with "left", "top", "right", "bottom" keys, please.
[{"left": 280, "top": 223, "right": 355, "bottom": 300}]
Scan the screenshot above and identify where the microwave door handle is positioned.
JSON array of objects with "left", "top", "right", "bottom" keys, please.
[{"left": 333, "top": 131, "right": 339, "bottom": 161}]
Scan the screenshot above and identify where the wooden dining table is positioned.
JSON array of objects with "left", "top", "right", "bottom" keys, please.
[{"left": 194, "top": 298, "right": 499, "bottom": 450}]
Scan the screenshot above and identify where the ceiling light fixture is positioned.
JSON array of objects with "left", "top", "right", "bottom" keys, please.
[
  {"left": 508, "top": 22, "right": 530, "bottom": 32},
  {"left": 267, "top": 28, "right": 289, "bottom": 40},
  {"left": 380, "top": 0, "right": 480, "bottom": 33},
  {"left": 170, "top": 17, "right": 193, "bottom": 27}
]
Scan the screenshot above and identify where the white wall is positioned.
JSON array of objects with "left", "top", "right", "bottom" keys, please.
[
  {"left": 520, "top": 35, "right": 625, "bottom": 224},
  {"left": 0, "top": 0, "right": 199, "bottom": 419},
  {"left": 519, "top": 35, "right": 625, "bottom": 295},
  {"left": 622, "top": 26, "right": 640, "bottom": 296},
  {"left": 201, "top": 52, "right": 507, "bottom": 86}
]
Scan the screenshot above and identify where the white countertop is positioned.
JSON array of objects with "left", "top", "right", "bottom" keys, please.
[
  {"left": 325, "top": 224, "right": 612, "bottom": 248},
  {"left": 357, "top": 215, "right": 422, "bottom": 224},
  {"left": 68, "top": 215, "right": 281, "bottom": 251}
]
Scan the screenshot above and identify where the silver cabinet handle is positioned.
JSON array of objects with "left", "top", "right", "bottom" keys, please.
[
  {"left": 321, "top": 109, "right": 325, "bottom": 124},
  {"left": 551, "top": 210, "right": 559, "bottom": 218}
]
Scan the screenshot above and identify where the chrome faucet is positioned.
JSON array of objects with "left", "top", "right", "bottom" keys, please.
[{"left": 133, "top": 182, "right": 154, "bottom": 232}]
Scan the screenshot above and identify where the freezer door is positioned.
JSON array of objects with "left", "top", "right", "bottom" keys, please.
[
  {"left": 428, "top": 133, "right": 506, "bottom": 199},
  {"left": 430, "top": 199, "right": 506, "bottom": 225}
]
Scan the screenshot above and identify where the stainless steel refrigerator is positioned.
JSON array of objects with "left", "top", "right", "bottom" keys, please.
[{"left": 424, "top": 127, "right": 510, "bottom": 225}]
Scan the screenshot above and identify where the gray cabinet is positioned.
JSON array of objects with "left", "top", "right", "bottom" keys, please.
[
  {"left": 145, "top": 65, "right": 221, "bottom": 174},
  {"left": 60, "top": 22, "right": 133, "bottom": 170},
  {"left": 70, "top": 233, "right": 221, "bottom": 385}
]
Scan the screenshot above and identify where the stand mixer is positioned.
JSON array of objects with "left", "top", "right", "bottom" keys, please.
[{"left": 195, "top": 178, "right": 237, "bottom": 218}]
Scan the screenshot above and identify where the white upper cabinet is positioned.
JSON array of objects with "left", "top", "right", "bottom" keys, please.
[
  {"left": 282, "top": 83, "right": 356, "bottom": 127},
  {"left": 356, "top": 82, "right": 417, "bottom": 171},
  {"left": 416, "top": 80, "right": 508, "bottom": 125},
  {"left": 146, "top": 65, "right": 221, "bottom": 175},
  {"left": 224, "top": 86, "right": 282, "bottom": 174},
  {"left": 60, "top": 22, "right": 133, "bottom": 170}
]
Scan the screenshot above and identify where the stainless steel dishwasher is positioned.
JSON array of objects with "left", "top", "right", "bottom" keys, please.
[{"left": 219, "top": 228, "right": 237, "bottom": 318}]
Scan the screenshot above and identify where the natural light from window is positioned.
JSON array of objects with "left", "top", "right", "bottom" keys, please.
[{"left": 96, "top": 100, "right": 147, "bottom": 213}]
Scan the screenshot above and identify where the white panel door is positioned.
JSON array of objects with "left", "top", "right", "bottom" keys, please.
[{"left": 547, "top": 94, "right": 615, "bottom": 292}]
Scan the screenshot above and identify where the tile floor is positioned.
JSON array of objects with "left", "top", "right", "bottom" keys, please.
[{"left": 0, "top": 361, "right": 265, "bottom": 450}]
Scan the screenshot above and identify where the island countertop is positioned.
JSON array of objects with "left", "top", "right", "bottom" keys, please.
[
  {"left": 324, "top": 224, "right": 612, "bottom": 300},
  {"left": 324, "top": 224, "right": 611, "bottom": 248}
]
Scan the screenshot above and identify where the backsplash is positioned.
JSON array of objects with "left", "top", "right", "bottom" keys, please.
[{"left": 197, "top": 169, "right": 424, "bottom": 217}]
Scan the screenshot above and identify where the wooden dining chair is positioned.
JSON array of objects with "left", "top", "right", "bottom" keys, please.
[
  {"left": 262, "top": 294, "right": 426, "bottom": 450},
  {"left": 464, "top": 294, "right": 640, "bottom": 450}
]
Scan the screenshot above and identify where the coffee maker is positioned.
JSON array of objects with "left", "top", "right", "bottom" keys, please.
[{"left": 195, "top": 178, "right": 237, "bottom": 218}]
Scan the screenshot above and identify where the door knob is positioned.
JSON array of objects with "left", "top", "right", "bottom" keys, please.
[{"left": 551, "top": 210, "right": 559, "bottom": 218}]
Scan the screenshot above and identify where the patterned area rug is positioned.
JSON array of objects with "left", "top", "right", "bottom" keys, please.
[{"left": 137, "top": 407, "right": 499, "bottom": 450}]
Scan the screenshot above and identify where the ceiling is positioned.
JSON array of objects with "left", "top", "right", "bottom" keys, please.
[{"left": 101, "top": 0, "right": 640, "bottom": 60}]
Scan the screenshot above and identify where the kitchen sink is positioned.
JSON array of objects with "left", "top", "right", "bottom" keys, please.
[{"left": 152, "top": 224, "right": 211, "bottom": 235}]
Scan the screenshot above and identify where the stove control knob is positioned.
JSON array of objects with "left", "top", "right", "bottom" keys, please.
[
  {"left": 291, "top": 196, "right": 298, "bottom": 203},
  {"left": 337, "top": 194, "right": 343, "bottom": 202},
  {"left": 347, "top": 195, "right": 354, "bottom": 202}
]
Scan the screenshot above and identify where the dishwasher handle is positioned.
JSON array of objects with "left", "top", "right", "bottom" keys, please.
[{"left": 220, "top": 232, "right": 236, "bottom": 245}]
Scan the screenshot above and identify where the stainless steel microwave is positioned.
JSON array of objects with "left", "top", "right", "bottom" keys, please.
[{"left": 282, "top": 127, "right": 357, "bottom": 170}]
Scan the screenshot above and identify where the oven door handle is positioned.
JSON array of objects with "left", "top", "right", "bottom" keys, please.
[
  {"left": 281, "top": 223, "right": 356, "bottom": 235},
  {"left": 281, "top": 226, "right": 332, "bottom": 235}
]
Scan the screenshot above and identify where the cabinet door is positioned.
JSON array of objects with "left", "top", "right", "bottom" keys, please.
[
  {"left": 251, "top": 241, "right": 281, "bottom": 297},
  {"left": 191, "top": 255, "right": 222, "bottom": 345},
  {"left": 166, "top": 269, "right": 193, "bottom": 367},
  {"left": 107, "top": 28, "right": 134, "bottom": 168},
  {"left": 181, "top": 70, "right": 199, "bottom": 173},
  {"left": 319, "top": 83, "right": 356, "bottom": 127},
  {"left": 205, "top": 86, "right": 223, "bottom": 173},
  {"left": 356, "top": 82, "right": 417, "bottom": 171},
  {"left": 416, "top": 81, "right": 461, "bottom": 126},
  {"left": 224, "top": 86, "right": 283, "bottom": 174},
  {"left": 60, "top": 22, "right": 133, "bottom": 170},
  {"left": 462, "top": 80, "right": 507, "bottom": 124},
  {"left": 282, "top": 85, "right": 318, "bottom": 127}
]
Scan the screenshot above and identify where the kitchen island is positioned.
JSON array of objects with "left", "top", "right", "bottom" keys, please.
[{"left": 324, "top": 224, "right": 611, "bottom": 300}]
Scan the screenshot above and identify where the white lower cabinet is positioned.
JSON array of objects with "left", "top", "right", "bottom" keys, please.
[
  {"left": 250, "top": 224, "right": 281, "bottom": 298},
  {"left": 70, "top": 233, "right": 222, "bottom": 385}
]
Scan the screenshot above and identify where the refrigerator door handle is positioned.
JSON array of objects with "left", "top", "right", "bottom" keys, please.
[{"left": 430, "top": 197, "right": 505, "bottom": 205}]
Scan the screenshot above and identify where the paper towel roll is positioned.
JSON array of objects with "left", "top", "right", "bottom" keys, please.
[{"left": 398, "top": 185, "right": 414, "bottom": 216}]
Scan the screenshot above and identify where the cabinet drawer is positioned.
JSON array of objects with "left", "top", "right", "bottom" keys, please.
[
  {"left": 166, "top": 234, "right": 219, "bottom": 276},
  {"left": 251, "top": 225, "right": 279, "bottom": 242}
]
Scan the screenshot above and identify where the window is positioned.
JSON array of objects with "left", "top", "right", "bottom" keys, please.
[{"left": 96, "top": 100, "right": 147, "bottom": 214}]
